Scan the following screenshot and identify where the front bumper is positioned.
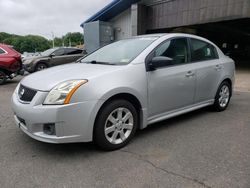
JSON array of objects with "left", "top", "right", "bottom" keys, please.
[
  {"left": 23, "top": 63, "right": 34, "bottom": 73},
  {"left": 11, "top": 90, "right": 98, "bottom": 143}
]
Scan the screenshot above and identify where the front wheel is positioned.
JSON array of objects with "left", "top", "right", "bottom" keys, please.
[
  {"left": 35, "top": 63, "right": 48, "bottom": 72},
  {"left": 213, "top": 81, "right": 231, "bottom": 111},
  {"left": 94, "top": 100, "right": 138, "bottom": 151},
  {"left": 0, "top": 70, "right": 7, "bottom": 85}
]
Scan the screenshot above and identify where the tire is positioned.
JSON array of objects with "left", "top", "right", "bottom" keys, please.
[
  {"left": 213, "top": 81, "right": 231, "bottom": 111},
  {"left": 94, "top": 99, "right": 138, "bottom": 151},
  {"left": 35, "top": 63, "right": 48, "bottom": 72},
  {"left": 0, "top": 70, "right": 7, "bottom": 85}
]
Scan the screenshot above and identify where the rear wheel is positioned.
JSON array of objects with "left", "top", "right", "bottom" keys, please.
[
  {"left": 0, "top": 70, "right": 6, "bottom": 85},
  {"left": 94, "top": 99, "right": 138, "bottom": 151},
  {"left": 213, "top": 81, "right": 231, "bottom": 111},
  {"left": 35, "top": 63, "right": 48, "bottom": 72}
]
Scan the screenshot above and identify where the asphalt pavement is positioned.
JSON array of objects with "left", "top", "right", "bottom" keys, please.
[{"left": 0, "top": 76, "right": 249, "bottom": 188}]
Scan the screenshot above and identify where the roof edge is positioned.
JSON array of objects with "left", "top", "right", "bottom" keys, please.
[{"left": 80, "top": 0, "right": 122, "bottom": 27}]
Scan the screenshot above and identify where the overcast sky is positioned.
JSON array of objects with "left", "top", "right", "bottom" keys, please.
[{"left": 0, "top": 0, "right": 113, "bottom": 39}]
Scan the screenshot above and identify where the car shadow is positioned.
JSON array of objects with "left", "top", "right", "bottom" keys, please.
[
  {"left": 136, "top": 107, "right": 211, "bottom": 138},
  {"left": 1, "top": 77, "right": 22, "bottom": 86},
  {"left": 25, "top": 106, "right": 212, "bottom": 156}
]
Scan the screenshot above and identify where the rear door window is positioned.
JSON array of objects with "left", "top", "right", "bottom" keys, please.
[
  {"left": 65, "top": 49, "right": 83, "bottom": 55},
  {"left": 190, "top": 38, "right": 218, "bottom": 62},
  {"left": 0, "top": 48, "right": 6, "bottom": 54}
]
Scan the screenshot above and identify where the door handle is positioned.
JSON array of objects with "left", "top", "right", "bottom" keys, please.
[
  {"left": 186, "top": 71, "right": 195, "bottom": 77},
  {"left": 215, "top": 65, "right": 222, "bottom": 71}
]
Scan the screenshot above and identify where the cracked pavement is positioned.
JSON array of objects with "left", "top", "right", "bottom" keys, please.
[{"left": 0, "top": 77, "right": 250, "bottom": 188}]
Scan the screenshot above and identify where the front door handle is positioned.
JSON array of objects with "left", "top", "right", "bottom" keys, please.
[{"left": 186, "top": 71, "right": 195, "bottom": 77}]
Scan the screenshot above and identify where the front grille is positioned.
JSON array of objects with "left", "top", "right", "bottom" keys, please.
[{"left": 18, "top": 84, "right": 37, "bottom": 102}]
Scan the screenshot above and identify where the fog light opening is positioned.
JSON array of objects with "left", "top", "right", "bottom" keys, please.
[{"left": 43, "top": 123, "right": 56, "bottom": 135}]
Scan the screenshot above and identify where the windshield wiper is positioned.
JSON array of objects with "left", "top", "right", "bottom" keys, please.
[{"left": 87, "top": 60, "right": 116, "bottom": 65}]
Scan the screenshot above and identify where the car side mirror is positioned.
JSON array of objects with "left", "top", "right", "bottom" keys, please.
[
  {"left": 148, "top": 56, "right": 173, "bottom": 71},
  {"left": 50, "top": 53, "right": 55, "bottom": 57}
]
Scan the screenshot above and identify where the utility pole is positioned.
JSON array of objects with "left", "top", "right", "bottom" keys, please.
[
  {"left": 62, "top": 37, "right": 65, "bottom": 47},
  {"left": 51, "top": 32, "right": 55, "bottom": 48}
]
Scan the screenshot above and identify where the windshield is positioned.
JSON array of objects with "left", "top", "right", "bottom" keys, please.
[
  {"left": 81, "top": 37, "right": 158, "bottom": 65},
  {"left": 41, "top": 48, "right": 56, "bottom": 56}
]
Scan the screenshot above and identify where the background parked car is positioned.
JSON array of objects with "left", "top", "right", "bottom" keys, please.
[
  {"left": 22, "top": 47, "right": 86, "bottom": 73},
  {"left": 21, "top": 52, "right": 42, "bottom": 59},
  {"left": 0, "top": 44, "right": 23, "bottom": 85}
]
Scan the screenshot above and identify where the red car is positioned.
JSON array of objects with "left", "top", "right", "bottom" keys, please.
[{"left": 0, "top": 44, "right": 23, "bottom": 85}]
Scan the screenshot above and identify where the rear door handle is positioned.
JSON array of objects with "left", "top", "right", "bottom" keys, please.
[
  {"left": 215, "top": 65, "right": 222, "bottom": 71},
  {"left": 186, "top": 71, "right": 195, "bottom": 77}
]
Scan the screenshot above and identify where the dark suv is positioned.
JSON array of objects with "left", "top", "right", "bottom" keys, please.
[
  {"left": 0, "top": 44, "right": 23, "bottom": 85},
  {"left": 22, "top": 47, "right": 86, "bottom": 73}
]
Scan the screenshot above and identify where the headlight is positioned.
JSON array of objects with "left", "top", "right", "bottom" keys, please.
[
  {"left": 23, "top": 59, "right": 33, "bottom": 64},
  {"left": 44, "top": 80, "right": 88, "bottom": 105}
]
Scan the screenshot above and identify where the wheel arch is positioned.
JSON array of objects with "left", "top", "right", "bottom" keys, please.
[
  {"left": 35, "top": 61, "right": 49, "bottom": 68},
  {"left": 92, "top": 92, "right": 145, "bottom": 139},
  {"left": 221, "top": 78, "right": 233, "bottom": 96},
  {"left": 99, "top": 93, "right": 142, "bottom": 115},
  {"left": 0, "top": 66, "right": 10, "bottom": 72}
]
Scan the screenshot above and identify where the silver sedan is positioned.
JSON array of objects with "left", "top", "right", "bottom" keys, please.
[{"left": 12, "top": 33, "right": 235, "bottom": 150}]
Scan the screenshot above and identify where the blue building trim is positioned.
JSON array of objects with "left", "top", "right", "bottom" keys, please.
[{"left": 80, "top": 0, "right": 140, "bottom": 27}]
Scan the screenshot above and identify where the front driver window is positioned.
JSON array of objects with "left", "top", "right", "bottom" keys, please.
[
  {"left": 154, "top": 38, "right": 189, "bottom": 65},
  {"left": 53, "top": 49, "right": 65, "bottom": 56}
]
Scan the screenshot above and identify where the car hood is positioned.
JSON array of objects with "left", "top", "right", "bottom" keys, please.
[
  {"left": 22, "top": 55, "right": 49, "bottom": 62},
  {"left": 21, "top": 63, "right": 125, "bottom": 91}
]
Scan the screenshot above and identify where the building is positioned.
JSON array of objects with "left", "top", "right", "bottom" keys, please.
[{"left": 81, "top": 0, "right": 250, "bottom": 64}]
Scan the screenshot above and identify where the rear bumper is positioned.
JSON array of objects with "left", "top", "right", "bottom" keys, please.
[{"left": 12, "top": 91, "right": 99, "bottom": 143}]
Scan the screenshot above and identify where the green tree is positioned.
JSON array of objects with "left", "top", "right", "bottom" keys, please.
[
  {"left": 0, "top": 32, "right": 12, "bottom": 42},
  {"left": 63, "top": 32, "right": 84, "bottom": 47},
  {"left": 0, "top": 32, "right": 50, "bottom": 53},
  {"left": 54, "top": 37, "right": 63, "bottom": 47},
  {"left": 0, "top": 32, "right": 84, "bottom": 53}
]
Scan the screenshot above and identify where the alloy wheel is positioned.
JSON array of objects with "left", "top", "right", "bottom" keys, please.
[
  {"left": 104, "top": 107, "right": 134, "bottom": 145},
  {"left": 219, "top": 85, "right": 230, "bottom": 108},
  {"left": 36, "top": 64, "right": 47, "bottom": 71}
]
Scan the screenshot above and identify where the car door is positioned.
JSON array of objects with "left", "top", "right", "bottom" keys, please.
[
  {"left": 147, "top": 37, "right": 196, "bottom": 118},
  {"left": 63, "top": 48, "right": 84, "bottom": 64},
  {"left": 50, "top": 48, "right": 66, "bottom": 66},
  {"left": 189, "top": 38, "right": 222, "bottom": 103}
]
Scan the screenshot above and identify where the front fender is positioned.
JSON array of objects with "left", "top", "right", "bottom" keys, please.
[{"left": 99, "top": 87, "right": 145, "bottom": 108}]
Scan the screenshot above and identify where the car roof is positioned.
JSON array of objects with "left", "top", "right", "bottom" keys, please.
[
  {"left": 51, "top": 47, "right": 82, "bottom": 50},
  {"left": 134, "top": 33, "right": 213, "bottom": 42},
  {"left": 134, "top": 33, "right": 219, "bottom": 47},
  {"left": 135, "top": 33, "right": 168, "bottom": 38}
]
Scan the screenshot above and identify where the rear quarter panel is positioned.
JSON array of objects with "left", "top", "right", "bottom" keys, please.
[{"left": 220, "top": 56, "right": 235, "bottom": 90}]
